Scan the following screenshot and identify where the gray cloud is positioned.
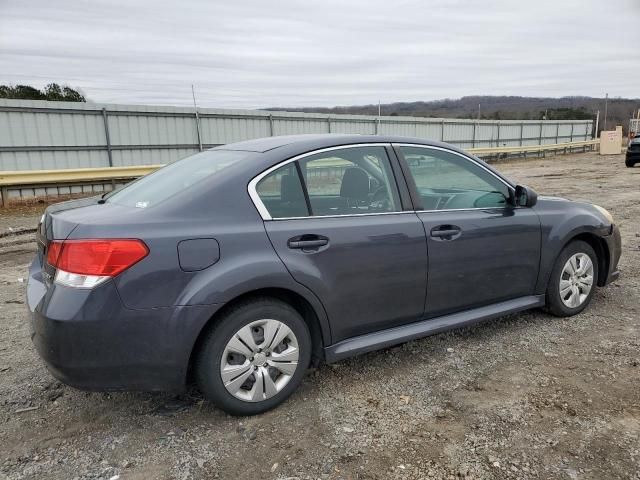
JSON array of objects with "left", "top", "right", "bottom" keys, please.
[{"left": 1, "top": 0, "right": 639, "bottom": 108}]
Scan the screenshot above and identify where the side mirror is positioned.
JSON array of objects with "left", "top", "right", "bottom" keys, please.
[{"left": 514, "top": 185, "right": 538, "bottom": 207}]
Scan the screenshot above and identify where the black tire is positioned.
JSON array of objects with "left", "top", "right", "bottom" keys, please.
[
  {"left": 545, "top": 240, "right": 598, "bottom": 317},
  {"left": 195, "top": 297, "right": 311, "bottom": 416},
  {"left": 626, "top": 158, "right": 635, "bottom": 168}
]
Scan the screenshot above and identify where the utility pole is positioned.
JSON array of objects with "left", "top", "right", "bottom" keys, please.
[
  {"left": 603, "top": 93, "right": 609, "bottom": 132},
  {"left": 192, "top": 84, "right": 203, "bottom": 151},
  {"left": 594, "top": 110, "right": 600, "bottom": 138}
]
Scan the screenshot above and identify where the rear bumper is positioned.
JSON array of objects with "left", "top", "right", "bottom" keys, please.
[{"left": 27, "top": 257, "right": 220, "bottom": 392}]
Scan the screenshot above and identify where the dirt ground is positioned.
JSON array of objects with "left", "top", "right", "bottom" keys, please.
[{"left": 0, "top": 152, "right": 639, "bottom": 480}]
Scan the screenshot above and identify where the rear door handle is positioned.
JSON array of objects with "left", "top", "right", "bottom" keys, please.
[
  {"left": 430, "top": 225, "right": 462, "bottom": 240},
  {"left": 287, "top": 235, "right": 329, "bottom": 249}
]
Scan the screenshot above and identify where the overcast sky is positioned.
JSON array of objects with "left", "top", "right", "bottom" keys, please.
[{"left": 1, "top": 0, "right": 639, "bottom": 109}]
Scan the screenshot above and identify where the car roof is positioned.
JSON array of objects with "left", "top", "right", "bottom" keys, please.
[{"left": 213, "top": 133, "right": 460, "bottom": 154}]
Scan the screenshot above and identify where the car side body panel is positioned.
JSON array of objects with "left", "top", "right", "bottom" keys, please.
[{"left": 264, "top": 213, "right": 428, "bottom": 343}]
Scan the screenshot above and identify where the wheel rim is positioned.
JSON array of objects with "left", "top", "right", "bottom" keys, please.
[
  {"left": 220, "top": 319, "right": 299, "bottom": 402},
  {"left": 559, "top": 253, "right": 594, "bottom": 308}
]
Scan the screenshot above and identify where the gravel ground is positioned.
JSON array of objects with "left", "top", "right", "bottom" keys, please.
[{"left": 0, "top": 152, "right": 639, "bottom": 480}]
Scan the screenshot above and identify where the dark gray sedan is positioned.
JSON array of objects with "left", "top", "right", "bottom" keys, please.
[{"left": 27, "top": 135, "right": 621, "bottom": 415}]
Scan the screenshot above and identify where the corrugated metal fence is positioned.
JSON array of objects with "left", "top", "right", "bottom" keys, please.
[{"left": 0, "top": 99, "right": 593, "bottom": 171}]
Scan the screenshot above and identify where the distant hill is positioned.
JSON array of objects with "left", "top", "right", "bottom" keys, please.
[{"left": 268, "top": 96, "right": 640, "bottom": 133}]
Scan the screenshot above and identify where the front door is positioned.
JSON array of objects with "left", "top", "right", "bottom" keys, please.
[
  {"left": 396, "top": 145, "right": 541, "bottom": 318},
  {"left": 253, "top": 145, "right": 428, "bottom": 343}
]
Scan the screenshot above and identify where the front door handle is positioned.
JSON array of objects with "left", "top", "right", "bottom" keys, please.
[
  {"left": 287, "top": 235, "right": 329, "bottom": 250},
  {"left": 430, "top": 225, "right": 462, "bottom": 241}
]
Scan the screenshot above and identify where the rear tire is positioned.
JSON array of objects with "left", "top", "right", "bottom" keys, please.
[
  {"left": 195, "top": 297, "right": 311, "bottom": 416},
  {"left": 626, "top": 158, "right": 635, "bottom": 168},
  {"left": 545, "top": 240, "right": 598, "bottom": 317}
]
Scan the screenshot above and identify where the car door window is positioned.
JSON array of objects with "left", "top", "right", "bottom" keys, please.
[
  {"left": 298, "top": 146, "right": 401, "bottom": 216},
  {"left": 255, "top": 163, "right": 309, "bottom": 219},
  {"left": 400, "top": 146, "right": 511, "bottom": 210}
]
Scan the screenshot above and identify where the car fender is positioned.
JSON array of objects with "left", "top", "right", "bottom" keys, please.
[{"left": 534, "top": 199, "right": 611, "bottom": 294}]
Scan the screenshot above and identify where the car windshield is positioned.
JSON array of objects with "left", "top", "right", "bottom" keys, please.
[{"left": 107, "top": 149, "right": 256, "bottom": 208}]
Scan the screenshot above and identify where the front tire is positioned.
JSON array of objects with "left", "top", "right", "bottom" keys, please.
[
  {"left": 195, "top": 297, "right": 311, "bottom": 416},
  {"left": 545, "top": 240, "right": 598, "bottom": 317},
  {"left": 626, "top": 158, "right": 635, "bottom": 168}
]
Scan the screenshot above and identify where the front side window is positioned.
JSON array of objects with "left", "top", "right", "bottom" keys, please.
[
  {"left": 255, "top": 146, "right": 402, "bottom": 219},
  {"left": 400, "top": 146, "right": 511, "bottom": 210}
]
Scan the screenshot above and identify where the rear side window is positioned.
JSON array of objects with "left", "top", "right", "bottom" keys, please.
[
  {"left": 299, "top": 146, "right": 401, "bottom": 216},
  {"left": 255, "top": 164, "right": 309, "bottom": 219},
  {"left": 107, "top": 150, "right": 254, "bottom": 208},
  {"left": 254, "top": 146, "right": 402, "bottom": 219}
]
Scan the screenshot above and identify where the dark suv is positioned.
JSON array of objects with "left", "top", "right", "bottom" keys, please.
[
  {"left": 626, "top": 136, "right": 640, "bottom": 167},
  {"left": 27, "top": 135, "right": 621, "bottom": 415}
]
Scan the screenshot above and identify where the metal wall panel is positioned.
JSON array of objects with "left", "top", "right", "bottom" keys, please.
[
  {"left": 330, "top": 119, "right": 376, "bottom": 135},
  {"left": 272, "top": 118, "right": 329, "bottom": 135},
  {"left": 0, "top": 149, "right": 108, "bottom": 170},
  {"left": 0, "top": 99, "right": 593, "bottom": 172},
  {"left": 111, "top": 147, "right": 198, "bottom": 167}
]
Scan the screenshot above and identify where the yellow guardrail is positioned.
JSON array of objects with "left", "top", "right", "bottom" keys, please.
[
  {"left": 468, "top": 139, "right": 598, "bottom": 156},
  {"left": 0, "top": 140, "right": 599, "bottom": 206},
  {"left": 0, "top": 164, "right": 162, "bottom": 186}
]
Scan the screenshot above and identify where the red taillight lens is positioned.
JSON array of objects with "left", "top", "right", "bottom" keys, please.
[
  {"left": 46, "top": 239, "right": 148, "bottom": 276},
  {"left": 46, "top": 241, "right": 63, "bottom": 267}
]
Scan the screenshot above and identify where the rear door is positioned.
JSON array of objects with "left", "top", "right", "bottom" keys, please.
[
  {"left": 252, "top": 144, "right": 428, "bottom": 343},
  {"left": 395, "top": 144, "right": 541, "bottom": 318}
]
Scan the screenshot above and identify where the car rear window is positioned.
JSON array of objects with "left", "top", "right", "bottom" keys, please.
[{"left": 106, "top": 150, "right": 255, "bottom": 208}]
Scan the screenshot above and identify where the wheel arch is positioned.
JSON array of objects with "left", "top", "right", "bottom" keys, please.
[
  {"left": 568, "top": 232, "right": 610, "bottom": 287},
  {"left": 541, "top": 231, "right": 610, "bottom": 292},
  {"left": 186, "top": 287, "right": 328, "bottom": 385}
]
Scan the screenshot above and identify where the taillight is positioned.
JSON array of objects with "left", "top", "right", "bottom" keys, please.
[{"left": 47, "top": 239, "right": 148, "bottom": 288}]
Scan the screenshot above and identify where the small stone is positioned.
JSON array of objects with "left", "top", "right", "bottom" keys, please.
[
  {"left": 492, "top": 461, "right": 500, "bottom": 468},
  {"left": 342, "top": 426, "right": 354, "bottom": 433},
  {"left": 271, "top": 462, "right": 279, "bottom": 472},
  {"left": 446, "top": 348, "right": 454, "bottom": 353}
]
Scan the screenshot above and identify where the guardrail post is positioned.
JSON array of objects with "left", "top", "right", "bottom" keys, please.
[
  {"left": 440, "top": 120, "right": 445, "bottom": 141},
  {"left": 555, "top": 123, "right": 560, "bottom": 144},
  {"left": 269, "top": 114, "right": 274, "bottom": 136},
  {"left": 375, "top": 118, "right": 379, "bottom": 135},
  {"left": 496, "top": 123, "right": 500, "bottom": 147},
  {"left": 0, "top": 187, "right": 7, "bottom": 207},
  {"left": 472, "top": 122, "right": 477, "bottom": 148},
  {"left": 101, "top": 108, "right": 113, "bottom": 167},
  {"left": 327, "top": 116, "right": 331, "bottom": 133}
]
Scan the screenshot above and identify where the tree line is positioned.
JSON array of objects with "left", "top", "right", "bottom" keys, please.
[{"left": 0, "top": 83, "right": 86, "bottom": 102}]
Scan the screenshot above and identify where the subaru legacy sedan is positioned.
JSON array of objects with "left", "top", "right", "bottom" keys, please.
[{"left": 28, "top": 134, "right": 621, "bottom": 415}]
